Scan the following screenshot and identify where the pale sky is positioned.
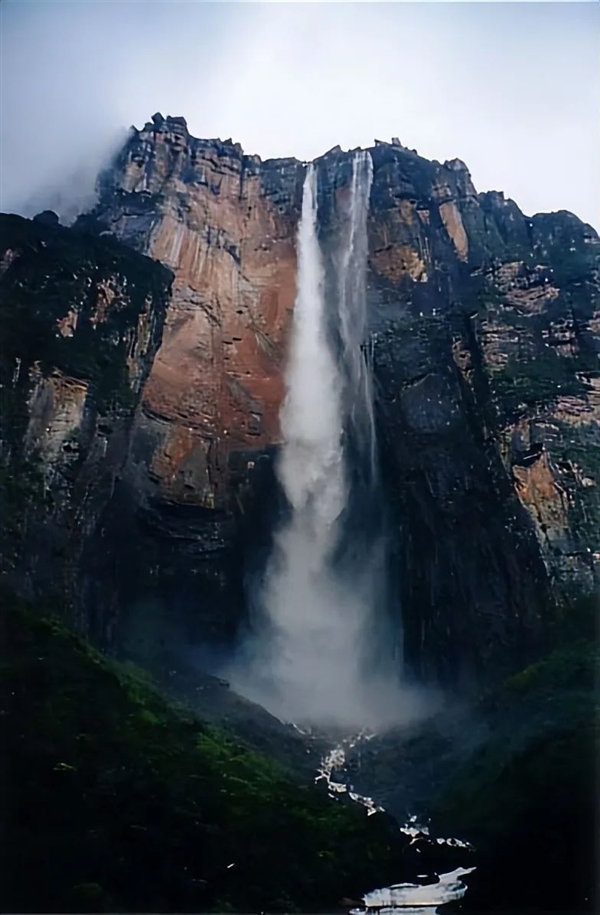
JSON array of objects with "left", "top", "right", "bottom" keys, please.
[{"left": 1, "top": 1, "right": 598, "bottom": 227}]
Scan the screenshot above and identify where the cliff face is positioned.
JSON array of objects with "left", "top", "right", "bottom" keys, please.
[
  {"left": 90, "top": 113, "right": 303, "bottom": 508},
  {"left": 71, "top": 114, "right": 306, "bottom": 654},
  {"left": 360, "top": 145, "right": 600, "bottom": 684},
  {"left": 84, "top": 117, "right": 599, "bottom": 686},
  {"left": 0, "top": 213, "right": 172, "bottom": 638},
  {"left": 3, "top": 116, "right": 598, "bottom": 687}
]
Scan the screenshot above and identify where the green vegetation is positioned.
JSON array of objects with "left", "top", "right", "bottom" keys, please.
[
  {"left": 548, "top": 427, "right": 600, "bottom": 561},
  {"left": 1, "top": 594, "right": 404, "bottom": 913},
  {"left": 431, "top": 636, "right": 599, "bottom": 911},
  {"left": 0, "top": 213, "right": 171, "bottom": 420},
  {"left": 0, "top": 213, "right": 172, "bottom": 581},
  {"left": 547, "top": 247, "right": 598, "bottom": 289},
  {"left": 0, "top": 453, "right": 50, "bottom": 570},
  {"left": 489, "top": 350, "right": 590, "bottom": 416},
  {"left": 463, "top": 280, "right": 505, "bottom": 315}
]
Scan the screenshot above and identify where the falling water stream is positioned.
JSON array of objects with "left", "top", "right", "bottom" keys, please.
[
  {"left": 335, "top": 151, "right": 378, "bottom": 488},
  {"left": 230, "top": 153, "right": 406, "bottom": 728},
  {"left": 229, "top": 153, "right": 474, "bottom": 908}
]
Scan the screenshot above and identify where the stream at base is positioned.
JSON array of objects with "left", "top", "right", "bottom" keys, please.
[
  {"left": 351, "top": 867, "right": 475, "bottom": 913},
  {"left": 315, "top": 732, "right": 474, "bottom": 913}
]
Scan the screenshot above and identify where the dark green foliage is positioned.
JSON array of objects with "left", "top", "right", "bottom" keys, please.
[
  {"left": 546, "top": 245, "right": 598, "bottom": 288},
  {"left": 0, "top": 213, "right": 171, "bottom": 420},
  {"left": 0, "top": 454, "right": 50, "bottom": 569},
  {"left": 0, "top": 213, "right": 172, "bottom": 589},
  {"left": 555, "top": 431, "right": 600, "bottom": 558},
  {"left": 431, "top": 639, "right": 599, "bottom": 911},
  {"left": 489, "top": 350, "right": 590, "bottom": 416},
  {"left": 460, "top": 277, "right": 504, "bottom": 316},
  {"left": 1, "top": 594, "right": 405, "bottom": 913}
]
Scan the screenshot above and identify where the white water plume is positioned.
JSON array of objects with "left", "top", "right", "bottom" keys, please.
[
  {"left": 230, "top": 154, "right": 422, "bottom": 730},
  {"left": 335, "top": 151, "right": 378, "bottom": 487}
]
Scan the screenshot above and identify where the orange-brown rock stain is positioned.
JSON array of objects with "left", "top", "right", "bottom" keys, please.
[
  {"left": 371, "top": 245, "right": 428, "bottom": 283},
  {"left": 125, "top": 133, "right": 298, "bottom": 507},
  {"left": 512, "top": 451, "right": 570, "bottom": 556}
]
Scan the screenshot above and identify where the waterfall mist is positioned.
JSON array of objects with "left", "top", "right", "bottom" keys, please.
[{"left": 228, "top": 154, "right": 428, "bottom": 731}]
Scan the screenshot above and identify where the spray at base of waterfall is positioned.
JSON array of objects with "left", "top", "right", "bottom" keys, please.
[{"left": 226, "top": 153, "right": 427, "bottom": 731}]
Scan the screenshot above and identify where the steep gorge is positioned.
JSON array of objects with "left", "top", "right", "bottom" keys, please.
[{"left": 2, "top": 114, "right": 599, "bottom": 693}]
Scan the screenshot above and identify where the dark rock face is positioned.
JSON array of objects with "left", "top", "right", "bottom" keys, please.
[
  {"left": 32, "top": 209, "right": 60, "bottom": 227},
  {"left": 317, "top": 141, "right": 599, "bottom": 685},
  {"left": 372, "top": 316, "right": 549, "bottom": 687},
  {"left": 3, "top": 119, "right": 599, "bottom": 690},
  {"left": 0, "top": 213, "right": 172, "bottom": 638},
  {"left": 358, "top": 144, "right": 599, "bottom": 685}
]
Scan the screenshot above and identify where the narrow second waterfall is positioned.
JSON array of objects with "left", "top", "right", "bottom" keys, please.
[
  {"left": 335, "top": 151, "right": 378, "bottom": 488},
  {"left": 230, "top": 152, "right": 407, "bottom": 729}
]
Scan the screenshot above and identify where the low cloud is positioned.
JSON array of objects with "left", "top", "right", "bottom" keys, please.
[{"left": 1, "top": 2, "right": 598, "bottom": 226}]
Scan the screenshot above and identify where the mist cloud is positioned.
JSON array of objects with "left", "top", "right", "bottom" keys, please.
[{"left": 1, "top": 1, "right": 598, "bottom": 227}]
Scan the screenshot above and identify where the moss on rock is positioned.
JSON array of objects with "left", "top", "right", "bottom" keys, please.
[{"left": 489, "top": 351, "right": 590, "bottom": 418}]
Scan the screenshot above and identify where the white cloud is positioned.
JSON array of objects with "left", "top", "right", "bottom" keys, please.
[{"left": 1, "top": 0, "right": 598, "bottom": 226}]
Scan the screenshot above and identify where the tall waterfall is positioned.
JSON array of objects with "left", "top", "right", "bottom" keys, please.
[
  {"left": 230, "top": 153, "right": 404, "bottom": 729},
  {"left": 335, "top": 151, "right": 377, "bottom": 490}
]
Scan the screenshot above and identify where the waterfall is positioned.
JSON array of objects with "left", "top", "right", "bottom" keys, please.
[
  {"left": 335, "top": 151, "right": 377, "bottom": 490},
  {"left": 230, "top": 153, "right": 405, "bottom": 729}
]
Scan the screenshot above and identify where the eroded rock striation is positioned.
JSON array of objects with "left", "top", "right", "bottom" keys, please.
[{"left": 2, "top": 115, "right": 599, "bottom": 687}]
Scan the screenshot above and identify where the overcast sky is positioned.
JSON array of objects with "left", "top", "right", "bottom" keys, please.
[{"left": 1, "top": 1, "right": 598, "bottom": 227}]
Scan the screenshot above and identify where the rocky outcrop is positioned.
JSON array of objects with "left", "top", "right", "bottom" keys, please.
[
  {"left": 68, "top": 116, "right": 305, "bottom": 652},
  {"left": 0, "top": 213, "right": 172, "bottom": 636},
  {"left": 360, "top": 147, "right": 600, "bottom": 685},
  {"left": 87, "top": 113, "right": 303, "bottom": 508},
  {"left": 3, "top": 118, "right": 599, "bottom": 687}
]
